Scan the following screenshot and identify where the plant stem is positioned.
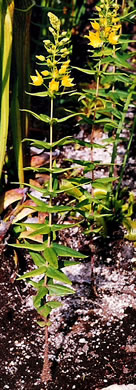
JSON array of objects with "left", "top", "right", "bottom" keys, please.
[
  {"left": 115, "top": 111, "right": 136, "bottom": 199},
  {"left": 42, "top": 97, "right": 54, "bottom": 383},
  {"left": 41, "top": 325, "right": 52, "bottom": 383},
  {"left": 110, "top": 90, "right": 133, "bottom": 179},
  {"left": 48, "top": 97, "right": 53, "bottom": 247},
  {"left": 91, "top": 59, "right": 101, "bottom": 183}
]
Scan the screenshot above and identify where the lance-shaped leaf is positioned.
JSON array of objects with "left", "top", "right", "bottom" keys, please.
[
  {"left": 19, "top": 228, "right": 43, "bottom": 243},
  {"left": 24, "top": 166, "right": 73, "bottom": 174},
  {"left": 17, "top": 265, "right": 47, "bottom": 280},
  {"left": 23, "top": 136, "right": 74, "bottom": 149},
  {"left": 29, "top": 251, "right": 46, "bottom": 267},
  {"left": 33, "top": 287, "right": 48, "bottom": 308},
  {"left": 46, "top": 301, "right": 62, "bottom": 309},
  {"left": 25, "top": 90, "right": 49, "bottom": 97},
  {"left": 9, "top": 241, "right": 47, "bottom": 251},
  {"left": 37, "top": 304, "right": 52, "bottom": 319},
  {"left": 63, "top": 260, "right": 80, "bottom": 266},
  {"left": 60, "top": 179, "right": 83, "bottom": 199},
  {"left": 56, "top": 112, "right": 83, "bottom": 123},
  {"left": 95, "top": 118, "right": 118, "bottom": 128},
  {"left": 44, "top": 247, "right": 58, "bottom": 269},
  {"left": 21, "top": 109, "right": 51, "bottom": 123},
  {"left": 48, "top": 282, "right": 75, "bottom": 296},
  {"left": 27, "top": 196, "right": 73, "bottom": 213},
  {"left": 72, "top": 66, "right": 96, "bottom": 75},
  {"left": 53, "top": 243, "right": 87, "bottom": 258},
  {"left": 21, "top": 222, "right": 80, "bottom": 237},
  {"left": 92, "top": 177, "right": 118, "bottom": 190},
  {"left": 46, "top": 267, "right": 72, "bottom": 285}
]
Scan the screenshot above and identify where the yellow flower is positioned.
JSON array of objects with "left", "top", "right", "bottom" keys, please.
[
  {"left": 61, "top": 75, "right": 74, "bottom": 87},
  {"left": 30, "top": 70, "right": 43, "bottom": 86},
  {"left": 59, "top": 61, "right": 70, "bottom": 74},
  {"left": 48, "top": 12, "right": 60, "bottom": 31},
  {"left": 87, "top": 31, "right": 102, "bottom": 48},
  {"left": 112, "top": 17, "right": 119, "bottom": 23},
  {"left": 36, "top": 55, "right": 45, "bottom": 61},
  {"left": 49, "top": 79, "right": 59, "bottom": 92},
  {"left": 41, "top": 70, "right": 49, "bottom": 76},
  {"left": 104, "top": 26, "right": 111, "bottom": 37},
  {"left": 112, "top": 24, "right": 121, "bottom": 31},
  {"left": 52, "top": 68, "right": 59, "bottom": 78},
  {"left": 108, "top": 31, "right": 119, "bottom": 45},
  {"left": 95, "top": 6, "right": 101, "bottom": 11},
  {"left": 91, "top": 21, "right": 100, "bottom": 31}
]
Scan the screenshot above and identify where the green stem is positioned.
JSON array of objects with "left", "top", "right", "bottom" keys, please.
[
  {"left": 91, "top": 59, "right": 101, "bottom": 183},
  {"left": 115, "top": 113, "right": 136, "bottom": 199},
  {"left": 48, "top": 97, "right": 53, "bottom": 247},
  {"left": 109, "top": 90, "right": 133, "bottom": 178}
]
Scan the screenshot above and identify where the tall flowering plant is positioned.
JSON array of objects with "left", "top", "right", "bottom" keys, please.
[
  {"left": 85, "top": 0, "right": 121, "bottom": 48},
  {"left": 65, "top": 0, "right": 136, "bottom": 237},
  {"left": 11, "top": 12, "right": 87, "bottom": 382}
]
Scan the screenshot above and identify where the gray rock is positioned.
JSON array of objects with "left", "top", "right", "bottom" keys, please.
[{"left": 101, "top": 385, "right": 136, "bottom": 390}]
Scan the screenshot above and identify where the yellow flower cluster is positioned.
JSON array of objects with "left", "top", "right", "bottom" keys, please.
[
  {"left": 85, "top": 0, "right": 121, "bottom": 48},
  {"left": 30, "top": 13, "right": 74, "bottom": 94}
]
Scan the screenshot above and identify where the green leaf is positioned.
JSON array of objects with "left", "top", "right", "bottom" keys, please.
[
  {"left": 56, "top": 112, "right": 83, "bottom": 123},
  {"left": 52, "top": 243, "right": 87, "bottom": 258},
  {"left": 66, "top": 159, "right": 96, "bottom": 170},
  {"left": 60, "top": 179, "right": 83, "bottom": 199},
  {"left": 44, "top": 247, "right": 58, "bottom": 269},
  {"left": 9, "top": 242, "right": 47, "bottom": 251},
  {"left": 115, "top": 52, "right": 132, "bottom": 69},
  {"left": 28, "top": 280, "right": 44, "bottom": 288},
  {"left": 36, "top": 321, "right": 46, "bottom": 327},
  {"left": 46, "top": 267, "right": 72, "bottom": 285},
  {"left": 24, "top": 166, "right": 73, "bottom": 174},
  {"left": 102, "top": 73, "right": 131, "bottom": 84},
  {"left": 17, "top": 266, "right": 47, "bottom": 280},
  {"left": 95, "top": 118, "right": 118, "bottom": 127},
  {"left": 28, "top": 195, "right": 73, "bottom": 214},
  {"left": 93, "top": 177, "right": 118, "bottom": 185},
  {"left": 51, "top": 222, "right": 80, "bottom": 232},
  {"left": 29, "top": 204, "right": 73, "bottom": 214},
  {"left": 72, "top": 66, "right": 96, "bottom": 75},
  {"left": 23, "top": 136, "right": 74, "bottom": 149},
  {"left": 29, "top": 251, "right": 46, "bottom": 266},
  {"left": 120, "top": 10, "right": 136, "bottom": 21},
  {"left": 72, "top": 138, "right": 105, "bottom": 149},
  {"left": 25, "top": 91, "right": 49, "bottom": 97},
  {"left": 21, "top": 109, "right": 51, "bottom": 123},
  {"left": 33, "top": 287, "right": 48, "bottom": 308},
  {"left": 46, "top": 301, "right": 62, "bottom": 309},
  {"left": 63, "top": 260, "right": 80, "bottom": 266},
  {"left": 37, "top": 304, "right": 52, "bottom": 318},
  {"left": 48, "top": 282, "right": 75, "bottom": 296}
]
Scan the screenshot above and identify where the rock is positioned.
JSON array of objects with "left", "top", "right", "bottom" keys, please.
[{"left": 101, "top": 385, "right": 136, "bottom": 390}]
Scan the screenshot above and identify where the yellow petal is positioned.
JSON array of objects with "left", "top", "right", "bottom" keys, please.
[
  {"left": 61, "top": 75, "right": 74, "bottom": 87},
  {"left": 49, "top": 79, "right": 59, "bottom": 92},
  {"left": 41, "top": 70, "right": 49, "bottom": 76},
  {"left": 30, "top": 70, "right": 43, "bottom": 86},
  {"left": 91, "top": 21, "right": 100, "bottom": 31},
  {"left": 52, "top": 68, "right": 59, "bottom": 78},
  {"left": 88, "top": 31, "right": 102, "bottom": 48},
  {"left": 36, "top": 55, "right": 45, "bottom": 61},
  {"left": 104, "top": 26, "right": 111, "bottom": 37},
  {"left": 108, "top": 31, "right": 119, "bottom": 45}
]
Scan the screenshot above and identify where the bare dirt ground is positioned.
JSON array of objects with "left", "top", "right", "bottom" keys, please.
[{"left": 0, "top": 229, "right": 136, "bottom": 390}]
